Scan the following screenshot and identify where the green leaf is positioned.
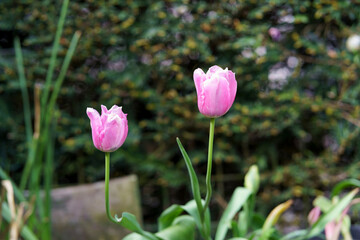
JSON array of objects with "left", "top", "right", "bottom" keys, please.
[
  {"left": 294, "top": 15, "right": 309, "bottom": 23},
  {"left": 14, "top": 37, "right": 32, "bottom": 147},
  {"left": 1, "top": 202, "right": 38, "bottom": 240},
  {"left": 238, "top": 210, "right": 247, "bottom": 236},
  {"left": 262, "top": 200, "right": 293, "bottom": 233},
  {"left": 331, "top": 179, "right": 360, "bottom": 197},
  {"left": 125, "top": 216, "right": 196, "bottom": 240},
  {"left": 280, "top": 230, "right": 308, "bottom": 240},
  {"left": 157, "top": 200, "right": 210, "bottom": 239},
  {"left": 158, "top": 204, "right": 184, "bottom": 231},
  {"left": 231, "top": 220, "right": 240, "bottom": 237},
  {"left": 307, "top": 188, "right": 359, "bottom": 238},
  {"left": 182, "top": 199, "right": 211, "bottom": 239},
  {"left": 156, "top": 215, "right": 196, "bottom": 240},
  {"left": 115, "top": 212, "right": 160, "bottom": 240},
  {"left": 215, "top": 187, "right": 252, "bottom": 240},
  {"left": 259, "top": 228, "right": 275, "bottom": 240},
  {"left": 123, "top": 233, "right": 147, "bottom": 240},
  {"left": 313, "top": 196, "right": 332, "bottom": 212},
  {"left": 176, "top": 138, "right": 204, "bottom": 222},
  {"left": 41, "top": 0, "right": 70, "bottom": 108}
]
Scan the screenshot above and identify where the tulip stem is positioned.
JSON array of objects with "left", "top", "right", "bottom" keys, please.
[
  {"left": 203, "top": 118, "right": 215, "bottom": 220},
  {"left": 105, "top": 152, "right": 118, "bottom": 224},
  {"left": 105, "top": 153, "right": 159, "bottom": 240}
]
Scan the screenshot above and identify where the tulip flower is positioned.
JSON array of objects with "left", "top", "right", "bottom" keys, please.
[
  {"left": 87, "top": 105, "right": 131, "bottom": 227},
  {"left": 86, "top": 105, "right": 128, "bottom": 152},
  {"left": 307, "top": 206, "right": 321, "bottom": 225},
  {"left": 193, "top": 65, "right": 237, "bottom": 118}
]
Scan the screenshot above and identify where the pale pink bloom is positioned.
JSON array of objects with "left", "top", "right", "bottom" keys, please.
[
  {"left": 308, "top": 206, "right": 321, "bottom": 225},
  {"left": 193, "top": 65, "right": 237, "bottom": 118},
  {"left": 325, "top": 221, "right": 337, "bottom": 240},
  {"left": 268, "top": 27, "right": 281, "bottom": 41},
  {"left": 86, "top": 105, "right": 128, "bottom": 152}
]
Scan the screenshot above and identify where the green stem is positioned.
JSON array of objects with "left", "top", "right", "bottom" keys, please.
[
  {"left": 104, "top": 153, "right": 158, "bottom": 240},
  {"left": 203, "top": 118, "right": 215, "bottom": 213},
  {"left": 105, "top": 152, "right": 117, "bottom": 224}
]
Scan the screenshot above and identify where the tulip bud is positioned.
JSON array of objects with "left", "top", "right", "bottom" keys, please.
[
  {"left": 307, "top": 206, "right": 321, "bottom": 225},
  {"left": 86, "top": 105, "right": 128, "bottom": 152},
  {"left": 193, "top": 65, "right": 237, "bottom": 118},
  {"left": 325, "top": 221, "right": 336, "bottom": 240},
  {"left": 244, "top": 165, "right": 260, "bottom": 194},
  {"left": 346, "top": 34, "right": 360, "bottom": 52}
]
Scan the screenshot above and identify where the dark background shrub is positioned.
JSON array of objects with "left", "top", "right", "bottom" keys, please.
[{"left": 1, "top": 0, "right": 360, "bottom": 223}]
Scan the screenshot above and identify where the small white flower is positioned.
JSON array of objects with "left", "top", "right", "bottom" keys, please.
[{"left": 346, "top": 34, "right": 360, "bottom": 52}]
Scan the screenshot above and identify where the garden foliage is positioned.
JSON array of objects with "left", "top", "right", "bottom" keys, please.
[{"left": 1, "top": 0, "right": 360, "bottom": 217}]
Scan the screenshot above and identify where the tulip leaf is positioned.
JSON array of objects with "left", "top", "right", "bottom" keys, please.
[
  {"left": 125, "top": 216, "right": 196, "bottom": 240},
  {"left": 306, "top": 188, "right": 359, "bottom": 238},
  {"left": 231, "top": 220, "right": 241, "bottom": 237},
  {"left": 176, "top": 138, "right": 204, "bottom": 222},
  {"left": 158, "top": 200, "right": 210, "bottom": 238},
  {"left": 215, "top": 187, "right": 252, "bottom": 240},
  {"left": 123, "top": 233, "right": 146, "bottom": 240},
  {"left": 280, "top": 230, "right": 308, "bottom": 240},
  {"left": 331, "top": 179, "right": 360, "bottom": 197},
  {"left": 115, "top": 212, "right": 160, "bottom": 240},
  {"left": 262, "top": 199, "right": 293, "bottom": 233},
  {"left": 182, "top": 199, "right": 211, "bottom": 239},
  {"left": 313, "top": 196, "right": 332, "bottom": 212},
  {"left": 156, "top": 215, "right": 196, "bottom": 240},
  {"left": 158, "top": 204, "right": 184, "bottom": 231}
]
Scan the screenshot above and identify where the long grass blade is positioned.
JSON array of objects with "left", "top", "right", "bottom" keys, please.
[
  {"left": 20, "top": 140, "right": 38, "bottom": 191},
  {"left": 41, "top": 0, "right": 70, "bottom": 109},
  {"left": 45, "top": 31, "right": 81, "bottom": 121},
  {"left": 14, "top": 37, "right": 32, "bottom": 147},
  {"left": 28, "top": 30, "right": 81, "bottom": 200},
  {"left": 0, "top": 167, "right": 26, "bottom": 202},
  {"left": 43, "top": 120, "right": 55, "bottom": 239}
]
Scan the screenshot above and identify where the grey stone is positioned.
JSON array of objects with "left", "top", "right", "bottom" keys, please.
[{"left": 51, "top": 175, "right": 142, "bottom": 240}]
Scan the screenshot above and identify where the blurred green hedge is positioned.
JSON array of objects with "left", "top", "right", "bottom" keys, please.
[{"left": 1, "top": 0, "right": 360, "bottom": 212}]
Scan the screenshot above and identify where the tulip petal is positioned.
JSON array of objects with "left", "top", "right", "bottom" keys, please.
[
  {"left": 194, "top": 68, "right": 206, "bottom": 96},
  {"left": 86, "top": 107, "right": 102, "bottom": 150},
  {"left": 109, "top": 105, "right": 126, "bottom": 118},
  {"left": 101, "top": 105, "right": 108, "bottom": 115},
  {"left": 119, "top": 117, "right": 128, "bottom": 148},
  {"left": 227, "top": 70, "right": 237, "bottom": 104},
  {"left": 206, "top": 65, "right": 223, "bottom": 76},
  {"left": 101, "top": 115, "right": 127, "bottom": 152},
  {"left": 201, "top": 76, "right": 230, "bottom": 117}
]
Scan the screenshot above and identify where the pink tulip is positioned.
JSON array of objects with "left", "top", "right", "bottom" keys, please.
[
  {"left": 307, "top": 206, "right": 321, "bottom": 225},
  {"left": 193, "top": 65, "right": 237, "bottom": 118},
  {"left": 86, "top": 105, "right": 128, "bottom": 152}
]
